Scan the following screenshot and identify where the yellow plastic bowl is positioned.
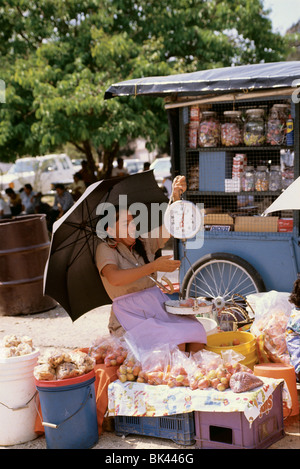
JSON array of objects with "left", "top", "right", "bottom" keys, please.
[{"left": 205, "top": 331, "right": 257, "bottom": 368}]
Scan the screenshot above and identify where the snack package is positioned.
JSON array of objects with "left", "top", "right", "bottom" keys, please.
[
  {"left": 34, "top": 349, "right": 96, "bottom": 381},
  {"left": 1, "top": 335, "right": 34, "bottom": 358}
]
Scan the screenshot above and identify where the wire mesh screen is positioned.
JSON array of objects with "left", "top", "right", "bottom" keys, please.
[{"left": 182, "top": 97, "right": 296, "bottom": 235}]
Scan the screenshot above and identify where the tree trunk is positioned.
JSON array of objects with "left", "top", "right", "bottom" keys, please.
[
  {"left": 82, "top": 140, "right": 98, "bottom": 182},
  {"left": 102, "top": 142, "right": 120, "bottom": 178}
]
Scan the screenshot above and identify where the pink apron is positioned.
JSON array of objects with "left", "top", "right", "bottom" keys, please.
[{"left": 112, "top": 286, "right": 206, "bottom": 351}]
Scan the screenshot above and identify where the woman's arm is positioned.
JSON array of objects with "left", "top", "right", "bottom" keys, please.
[{"left": 101, "top": 255, "right": 180, "bottom": 287}]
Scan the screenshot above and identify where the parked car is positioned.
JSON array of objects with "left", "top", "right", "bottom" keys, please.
[
  {"left": 0, "top": 154, "right": 74, "bottom": 194},
  {"left": 150, "top": 156, "right": 171, "bottom": 187},
  {"left": 123, "top": 159, "right": 144, "bottom": 174}
]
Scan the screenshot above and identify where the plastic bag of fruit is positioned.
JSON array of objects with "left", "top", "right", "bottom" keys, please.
[
  {"left": 166, "top": 347, "right": 194, "bottom": 388},
  {"left": 88, "top": 335, "right": 128, "bottom": 366},
  {"left": 138, "top": 344, "right": 173, "bottom": 386},
  {"left": 117, "top": 353, "right": 142, "bottom": 383},
  {"left": 189, "top": 349, "right": 226, "bottom": 391}
]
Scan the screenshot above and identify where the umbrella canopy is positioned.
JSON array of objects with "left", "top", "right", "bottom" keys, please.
[
  {"left": 105, "top": 61, "right": 300, "bottom": 99},
  {"left": 44, "top": 170, "right": 168, "bottom": 321},
  {"left": 263, "top": 176, "right": 300, "bottom": 216}
]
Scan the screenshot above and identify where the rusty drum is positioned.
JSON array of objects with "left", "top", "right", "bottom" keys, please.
[{"left": 0, "top": 214, "right": 56, "bottom": 316}]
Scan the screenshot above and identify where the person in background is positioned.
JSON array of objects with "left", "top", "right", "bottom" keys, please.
[
  {"left": 69, "top": 172, "right": 86, "bottom": 201},
  {"left": 0, "top": 193, "right": 11, "bottom": 219},
  {"left": 79, "top": 160, "right": 97, "bottom": 187},
  {"left": 21, "top": 183, "right": 36, "bottom": 214},
  {"left": 5, "top": 188, "right": 22, "bottom": 216},
  {"left": 143, "top": 162, "right": 150, "bottom": 171},
  {"left": 286, "top": 279, "right": 300, "bottom": 382},
  {"left": 111, "top": 158, "right": 129, "bottom": 178},
  {"left": 47, "top": 183, "right": 74, "bottom": 231}
]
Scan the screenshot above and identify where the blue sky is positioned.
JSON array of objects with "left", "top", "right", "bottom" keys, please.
[{"left": 263, "top": 0, "right": 300, "bottom": 34}]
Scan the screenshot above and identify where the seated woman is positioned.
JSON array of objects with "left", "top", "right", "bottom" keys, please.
[{"left": 95, "top": 175, "right": 206, "bottom": 353}]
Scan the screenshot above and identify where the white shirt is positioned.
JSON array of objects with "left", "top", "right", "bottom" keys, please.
[{"left": 0, "top": 198, "right": 11, "bottom": 216}]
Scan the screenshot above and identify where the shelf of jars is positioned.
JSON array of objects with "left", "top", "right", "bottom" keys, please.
[{"left": 186, "top": 145, "right": 293, "bottom": 153}]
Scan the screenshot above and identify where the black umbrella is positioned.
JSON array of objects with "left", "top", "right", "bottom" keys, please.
[{"left": 43, "top": 170, "right": 169, "bottom": 321}]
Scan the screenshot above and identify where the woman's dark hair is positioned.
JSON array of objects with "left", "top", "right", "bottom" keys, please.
[
  {"left": 98, "top": 206, "right": 149, "bottom": 264},
  {"left": 289, "top": 279, "right": 300, "bottom": 308}
]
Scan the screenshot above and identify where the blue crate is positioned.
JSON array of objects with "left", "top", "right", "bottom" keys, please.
[{"left": 114, "top": 413, "right": 195, "bottom": 446}]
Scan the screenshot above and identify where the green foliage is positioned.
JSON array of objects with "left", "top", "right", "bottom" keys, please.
[{"left": 0, "top": 0, "right": 288, "bottom": 170}]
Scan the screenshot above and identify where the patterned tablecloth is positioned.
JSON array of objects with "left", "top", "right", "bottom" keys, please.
[{"left": 108, "top": 377, "right": 291, "bottom": 425}]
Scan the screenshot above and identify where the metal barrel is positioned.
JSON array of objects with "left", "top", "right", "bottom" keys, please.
[{"left": 0, "top": 214, "right": 56, "bottom": 316}]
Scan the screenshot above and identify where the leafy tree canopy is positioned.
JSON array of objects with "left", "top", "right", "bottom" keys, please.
[{"left": 0, "top": 0, "right": 287, "bottom": 175}]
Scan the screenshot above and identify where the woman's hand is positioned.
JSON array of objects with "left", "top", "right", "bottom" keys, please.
[
  {"left": 171, "top": 175, "right": 187, "bottom": 202},
  {"left": 153, "top": 255, "right": 181, "bottom": 272}
]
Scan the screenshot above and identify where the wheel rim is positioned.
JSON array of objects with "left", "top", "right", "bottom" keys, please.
[{"left": 184, "top": 259, "right": 260, "bottom": 304}]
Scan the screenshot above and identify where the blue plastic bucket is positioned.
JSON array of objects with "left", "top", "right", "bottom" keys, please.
[{"left": 35, "top": 370, "right": 98, "bottom": 449}]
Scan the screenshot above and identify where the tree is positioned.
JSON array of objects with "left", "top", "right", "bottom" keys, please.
[{"left": 0, "top": 0, "right": 288, "bottom": 177}]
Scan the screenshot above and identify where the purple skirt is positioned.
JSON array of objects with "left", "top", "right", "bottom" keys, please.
[{"left": 112, "top": 286, "right": 206, "bottom": 351}]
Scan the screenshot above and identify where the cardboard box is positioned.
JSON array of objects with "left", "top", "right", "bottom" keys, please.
[
  {"left": 235, "top": 216, "right": 278, "bottom": 232},
  {"left": 278, "top": 218, "right": 293, "bottom": 232},
  {"left": 204, "top": 214, "right": 234, "bottom": 225}
]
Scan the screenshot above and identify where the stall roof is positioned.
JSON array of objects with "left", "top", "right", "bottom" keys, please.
[{"left": 105, "top": 61, "right": 300, "bottom": 100}]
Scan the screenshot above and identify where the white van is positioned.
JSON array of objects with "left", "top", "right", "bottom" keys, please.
[{"left": 0, "top": 154, "right": 75, "bottom": 194}]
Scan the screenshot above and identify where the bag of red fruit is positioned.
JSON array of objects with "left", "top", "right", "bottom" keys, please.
[
  {"left": 88, "top": 335, "right": 128, "bottom": 366},
  {"left": 117, "top": 353, "right": 142, "bottom": 383},
  {"left": 189, "top": 349, "right": 224, "bottom": 391},
  {"left": 166, "top": 347, "right": 193, "bottom": 388},
  {"left": 138, "top": 344, "right": 173, "bottom": 386}
]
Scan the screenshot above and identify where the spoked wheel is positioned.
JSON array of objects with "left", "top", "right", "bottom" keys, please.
[{"left": 181, "top": 252, "right": 265, "bottom": 307}]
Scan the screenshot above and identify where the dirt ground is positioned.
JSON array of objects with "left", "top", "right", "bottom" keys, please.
[{"left": 0, "top": 300, "right": 299, "bottom": 450}]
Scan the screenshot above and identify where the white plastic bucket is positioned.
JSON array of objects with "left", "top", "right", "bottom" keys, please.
[
  {"left": 0, "top": 348, "right": 40, "bottom": 446},
  {"left": 197, "top": 317, "right": 218, "bottom": 336}
]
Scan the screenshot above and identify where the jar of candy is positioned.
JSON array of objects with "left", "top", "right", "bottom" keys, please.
[
  {"left": 266, "top": 105, "right": 288, "bottom": 145},
  {"left": 198, "top": 111, "right": 220, "bottom": 147},
  {"left": 221, "top": 110, "right": 243, "bottom": 146},
  {"left": 269, "top": 165, "right": 282, "bottom": 191},
  {"left": 255, "top": 166, "right": 269, "bottom": 191},
  {"left": 244, "top": 109, "right": 265, "bottom": 146},
  {"left": 242, "top": 166, "right": 255, "bottom": 192}
]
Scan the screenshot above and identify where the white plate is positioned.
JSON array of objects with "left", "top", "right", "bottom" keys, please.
[{"left": 164, "top": 299, "right": 213, "bottom": 315}]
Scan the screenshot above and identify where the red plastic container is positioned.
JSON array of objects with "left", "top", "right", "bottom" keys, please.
[{"left": 194, "top": 382, "right": 284, "bottom": 449}]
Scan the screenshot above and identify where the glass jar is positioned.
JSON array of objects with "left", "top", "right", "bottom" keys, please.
[
  {"left": 266, "top": 104, "right": 289, "bottom": 146},
  {"left": 269, "top": 165, "right": 282, "bottom": 191},
  {"left": 244, "top": 109, "right": 265, "bottom": 146},
  {"left": 198, "top": 111, "right": 220, "bottom": 147},
  {"left": 242, "top": 166, "right": 255, "bottom": 192},
  {"left": 221, "top": 110, "right": 243, "bottom": 146},
  {"left": 255, "top": 166, "right": 269, "bottom": 191}
]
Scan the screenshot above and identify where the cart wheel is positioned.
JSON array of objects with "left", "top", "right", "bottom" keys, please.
[{"left": 181, "top": 252, "right": 265, "bottom": 305}]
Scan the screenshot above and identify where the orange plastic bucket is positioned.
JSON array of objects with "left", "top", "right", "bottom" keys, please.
[{"left": 254, "top": 363, "right": 299, "bottom": 417}]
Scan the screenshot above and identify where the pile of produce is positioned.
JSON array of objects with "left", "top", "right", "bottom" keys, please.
[
  {"left": 34, "top": 349, "right": 95, "bottom": 381},
  {"left": 0, "top": 335, "right": 35, "bottom": 358}
]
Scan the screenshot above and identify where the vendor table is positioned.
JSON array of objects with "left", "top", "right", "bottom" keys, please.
[{"left": 108, "top": 377, "right": 290, "bottom": 426}]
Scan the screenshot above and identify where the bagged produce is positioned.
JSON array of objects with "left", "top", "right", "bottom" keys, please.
[
  {"left": 117, "top": 354, "right": 142, "bottom": 383},
  {"left": 167, "top": 348, "right": 192, "bottom": 388},
  {"left": 88, "top": 335, "right": 128, "bottom": 366},
  {"left": 249, "top": 291, "right": 292, "bottom": 364},
  {"left": 229, "top": 372, "right": 263, "bottom": 393},
  {"left": 138, "top": 344, "right": 173, "bottom": 386}
]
